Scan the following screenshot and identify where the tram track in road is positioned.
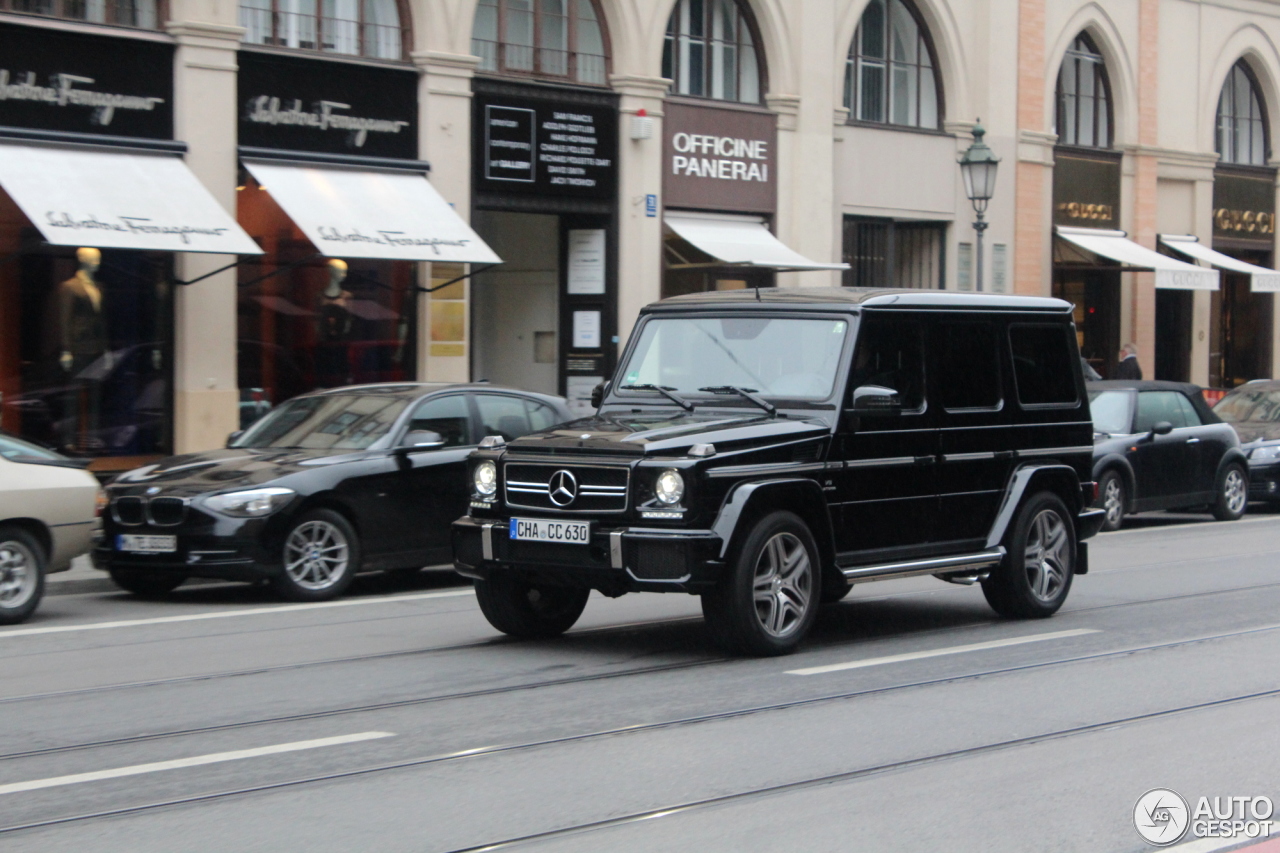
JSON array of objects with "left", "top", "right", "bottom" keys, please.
[{"left": 4, "top": 646, "right": 1280, "bottom": 840}]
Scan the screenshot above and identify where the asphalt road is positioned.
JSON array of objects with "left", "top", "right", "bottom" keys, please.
[{"left": 4, "top": 512, "right": 1280, "bottom": 852}]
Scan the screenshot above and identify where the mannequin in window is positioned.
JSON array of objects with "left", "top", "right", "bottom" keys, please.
[
  {"left": 316, "top": 258, "right": 353, "bottom": 387},
  {"left": 55, "top": 247, "right": 109, "bottom": 452}
]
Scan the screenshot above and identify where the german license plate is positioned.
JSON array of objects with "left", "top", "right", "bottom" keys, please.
[
  {"left": 116, "top": 534, "right": 177, "bottom": 554},
  {"left": 509, "top": 518, "right": 590, "bottom": 544}
]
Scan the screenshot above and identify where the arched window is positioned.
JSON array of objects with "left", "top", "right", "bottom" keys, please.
[
  {"left": 1056, "top": 34, "right": 1112, "bottom": 148},
  {"left": 662, "top": 0, "right": 762, "bottom": 104},
  {"left": 239, "top": 0, "right": 406, "bottom": 60},
  {"left": 0, "top": 0, "right": 162, "bottom": 28},
  {"left": 1217, "top": 61, "right": 1269, "bottom": 166},
  {"left": 472, "top": 0, "right": 609, "bottom": 86},
  {"left": 844, "top": 0, "right": 940, "bottom": 129}
]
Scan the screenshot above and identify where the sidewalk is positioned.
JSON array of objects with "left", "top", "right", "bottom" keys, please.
[{"left": 46, "top": 556, "right": 125, "bottom": 597}]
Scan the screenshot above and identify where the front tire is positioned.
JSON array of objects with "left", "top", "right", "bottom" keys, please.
[
  {"left": 1212, "top": 463, "right": 1248, "bottom": 521},
  {"left": 474, "top": 575, "right": 590, "bottom": 639},
  {"left": 109, "top": 569, "right": 187, "bottom": 598},
  {"left": 272, "top": 509, "right": 359, "bottom": 602},
  {"left": 982, "top": 492, "right": 1075, "bottom": 619},
  {"left": 702, "top": 511, "right": 820, "bottom": 656},
  {"left": 1097, "top": 470, "right": 1126, "bottom": 532},
  {"left": 0, "top": 527, "right": 45, "bottom": 625}
]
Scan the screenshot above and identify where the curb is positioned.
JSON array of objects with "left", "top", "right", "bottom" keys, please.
[{"left": 45, "top": 576, "right": 224, "bottom": 597}]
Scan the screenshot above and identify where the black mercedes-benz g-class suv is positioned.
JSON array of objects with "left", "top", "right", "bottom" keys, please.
[{"left": 453, "top": 288, "right": 1106, "bottom": 656}]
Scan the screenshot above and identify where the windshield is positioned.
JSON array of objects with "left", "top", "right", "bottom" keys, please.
[
  {"left": 1088, "top": 390, "right": 1135, "bottom": 434},
  {"left": 616, "top": 316, "right": 849, "bottom": 402},
  {"left": 1214, "top": 387, "right": 1280, "bottom": 423},
  {"left": 0, "top": 433, "right": 67, "bottom": 464},
  {"left": 231, "top": 394, "right": 410, "bottom": 450}
]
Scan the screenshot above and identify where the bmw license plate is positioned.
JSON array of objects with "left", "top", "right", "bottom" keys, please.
[
  {"left": 509, "top": 518, "right": 590, "bottom": 544},
  {"left": 116, "top": 534, "right": 177, "bottom": 554}
]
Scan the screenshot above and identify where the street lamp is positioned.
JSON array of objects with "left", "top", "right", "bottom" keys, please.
[{"left": 958, "top": 121, "right": 1000, "bottom": 291}]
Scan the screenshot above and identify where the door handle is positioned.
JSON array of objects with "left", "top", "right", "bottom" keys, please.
[{"left": 1185, "top": 437, "right": 1201, "bottom": 444}]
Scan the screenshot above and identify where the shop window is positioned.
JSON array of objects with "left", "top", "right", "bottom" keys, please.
[
  {"left": 1009, "top": 323, "right": 1079, "bottom": 407},
  {"left": 0, "top": 0, "right": 162, "bottom": 28},
  {"left": 239, "top": 0, "right": 406, "bottom": 60},
  {"left": 662, "top": 0, "right": 763, "bottom": 104},
  {"left": 0, "top": 204, "right": 173, "bottom": 462},
  {"left": 1056, "top": 33, "right": 1112, "bottom": 148},
  {"left": 842, "top": 216, "right": 945, "bottom": 288},
  {"left": 472, "top": 0, "right": 609, "bottom": 86},
  {"left": 844, "top": 0, "right": 940, "bottom": 129},
  {"left": 1217, "top": 61, "right": 1269, "bottom": 167},
  {"left": 235, "top": 178, "right": 417, "bottom": 426}
]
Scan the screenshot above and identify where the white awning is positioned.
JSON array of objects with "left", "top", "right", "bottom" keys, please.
[
  {"left": 243, "top": 161, "right": 500, "bottom": 264},
  {"left": 665, "top": 212, "right": 848, "bottom": 271},
  {"left": 1159, "top": 234, "right": 1280, "bottom": 293},
  {"left": 0, "top": 143, "right": 261, "bottom": 255},
  {"left": 1055, "top": 226, "right": 1218, "bottom": 290}
]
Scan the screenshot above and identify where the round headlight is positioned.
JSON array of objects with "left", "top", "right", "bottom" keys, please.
[
  {"left": 474, "top": 460, "right": 498, "bottom": 496},
  {"left": 654, "top": 469, "right": 685, "bottom": 506}
]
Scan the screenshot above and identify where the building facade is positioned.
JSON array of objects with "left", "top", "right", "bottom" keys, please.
[{"left": 2, "top": 0, "right": 1280, "bottom": 471}]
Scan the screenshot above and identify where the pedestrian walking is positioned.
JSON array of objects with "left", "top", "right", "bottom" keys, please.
[{"left": 1115, "top": 343, "right": 1143, "bottom": 379}]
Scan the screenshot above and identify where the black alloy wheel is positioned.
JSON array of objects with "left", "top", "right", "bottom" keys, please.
[
  {"left": 1212, "top": 463, "right": 1248, "bottom": 521},
  {"left": 273, "top": 508, "right": 360, "bottom": 602},
  {"left": 0, "top": 526, "right": 45, "bottom": 625},
  {"left": 109, "top": 568, "right": 187, "bottom": 599},
  {"left": 473, "top": 575, "right": 591, "bottom": 639},
  {"left": 702, "top": 511, "right": 821, "bottom": 656},
  {"left": 982, "top": 491, "right": 1076, "bottom": 619},
  {"left": 1097, "top": 470, "right": 1126, "bottom": 532}
]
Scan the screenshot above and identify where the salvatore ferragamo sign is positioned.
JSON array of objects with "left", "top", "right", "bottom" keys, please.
[{"left": 663, "top": 101, "right": 777, "bottom": 214}]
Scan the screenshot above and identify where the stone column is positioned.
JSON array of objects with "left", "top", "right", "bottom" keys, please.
[
  {"left": 1013, "top": 0, "right": 1053, "bottom": 295},
  {"left": 1129, "top": 0, "right": 1161, "bottom": 375},
  {"left": 167, "top": 14, "right": 244, "bottom": 453}
]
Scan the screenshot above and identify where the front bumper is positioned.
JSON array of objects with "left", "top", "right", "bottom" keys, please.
[
  {"left": 451, "top": 515, "right": 725, "bottom": 593},
  {"left": 93, "top": 518, "right": 284, "bottom": 582}
]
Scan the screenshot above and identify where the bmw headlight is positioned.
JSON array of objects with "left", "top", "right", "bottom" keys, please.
[
  {"left": 1252, "top": 444, "right": 1280, "bottom": 463},
  {"left": 654, "top": 469, "right": 685, "bottom": 506},
  {"left": 204, "top": 487, "right": 295, "bottom": 517},
  {"left": 474, "top": 460, "right": 498, "bottom": 496}
]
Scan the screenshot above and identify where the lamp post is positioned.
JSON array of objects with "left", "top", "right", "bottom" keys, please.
[{"left": 958, "top": 122, "right": 1000, "bottom": 291}]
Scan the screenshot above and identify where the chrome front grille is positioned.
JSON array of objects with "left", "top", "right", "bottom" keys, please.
[
  {"left": 504, "top": 462, "right": 629, "bottom": 513},
  {"left": 111, "top": 495, "right": 188, "bottom": 527}
]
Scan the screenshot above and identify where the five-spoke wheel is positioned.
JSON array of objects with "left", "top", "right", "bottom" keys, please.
[{"left": 983, "top": 492, "right": 1075, "bottom": 618}]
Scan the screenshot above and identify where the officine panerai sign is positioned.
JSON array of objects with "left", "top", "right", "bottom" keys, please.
[
  {"left": 663, "top": 100, "right": 776, "bottom": 214},
  {"left": 0, "top": 21, "right": 173, "bottom": 139}
]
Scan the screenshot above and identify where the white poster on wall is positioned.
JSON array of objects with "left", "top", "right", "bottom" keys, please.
[
  {"left": 567, "top": 229, "right": 606, "bottom": 294},
  {"left": 566, "top": 376, "right": 604, "bottom": 418},
  {"left": 572, "top": 310, "right": 602, "bottom": 348}
]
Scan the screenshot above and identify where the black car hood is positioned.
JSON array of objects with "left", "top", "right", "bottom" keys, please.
[
  {"left": 507, "top": 411, "right": 830, "bottom": 456},
  {"left": 110, "top": 447, "right": 368, "bottom": 495},
  {"left": 1228, "top": 422, "right": 1280, "bottom": 445}
]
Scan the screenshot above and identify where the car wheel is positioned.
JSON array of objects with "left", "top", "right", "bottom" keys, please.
[
  {"left": 1212, "top": 463, "right": 1248, "bottom": 521},
  {"left": 109, "top": 569, "right": 187, "bottom": 598},
  {"left": 702, "top": 511, "right": 820, "bottom": 656},
  {"left": 273, "top": 509, "right": 359, "bottom": 602},
  {"left": 473, "top": 575, "right": 590, "bottom": 639},
  {"left": 0, "top": 526, "right": 45, "bottom": 625},
  {"left": 982, "top": 492, "right": 1075, "bottom": 619},
  {"left": 1097, "top": 470, "right": 1126, "bottom": 532}
]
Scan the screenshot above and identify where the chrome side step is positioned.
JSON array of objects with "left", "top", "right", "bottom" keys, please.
[{"left": 840, "top": 548, "right": 1006, "bottom": 583}]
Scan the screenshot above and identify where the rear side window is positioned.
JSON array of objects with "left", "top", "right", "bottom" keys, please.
[
  {"left": 1008, "top": 324, "right": 1078, "bottom": 407},
  {"left": 406, "top": 395, "right": 471, "bottom": 448},
  {"left": 476, "top": 394, "right": 535, "bottom": 441},
  {"left": 937, "top": 322, "right": 1000, "bottom": 410},
  {"left": 849, "top": 316, "right": 926, "bottom": 412},
  {"left": 528, "top": 402, "right": 562, "bottom": 432}
]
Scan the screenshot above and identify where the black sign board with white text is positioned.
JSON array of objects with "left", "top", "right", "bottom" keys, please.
[
  {"left": 237, "top": 51, "right": 418, "bottom": 160},
  {"left": 472, "top": 81, "right": 617, "bottom": 200},
  {"left": 0, "top": 21, "right": 173, "bottom": 139}
]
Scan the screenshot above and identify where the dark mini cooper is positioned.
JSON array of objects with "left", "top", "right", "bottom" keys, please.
[
  {"left": 96, "top": 383, "right": 570, "bottom": 600},
  {"left": 454, "top": 288, "right": 1106, "bottom": 656}
]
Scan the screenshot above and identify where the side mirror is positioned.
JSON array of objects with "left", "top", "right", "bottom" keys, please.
[
  {"left": 399, "top": 430, "right": 445, "bottom": 451},
  {"left": 590, "top": 381, "right": 610, "bottom": 410},
  {"left": 850, "top": 384, "right": 903, "bottom": 416},
  {"left": 1152, "top": 421, "right": 1174, "bottom": 436},
  {"left": 226, "top": 430, "right": 243, "bottom": 448}
]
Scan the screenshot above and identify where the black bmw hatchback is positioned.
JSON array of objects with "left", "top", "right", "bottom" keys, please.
[{"left": 95, "top": 383, "right": 570, "bottom": 601}]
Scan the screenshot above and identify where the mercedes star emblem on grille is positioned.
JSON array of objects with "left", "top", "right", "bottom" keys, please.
[{"left": 548, "top": 470, "right": 578, "bottom": 506}]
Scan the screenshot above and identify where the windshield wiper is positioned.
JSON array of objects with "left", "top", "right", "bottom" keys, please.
[
  {"left": 619, "top": 384, "right": 695, "bottom": 412},
  {"left": 698, "top": 386, "right": 776, "bottom": 416}
]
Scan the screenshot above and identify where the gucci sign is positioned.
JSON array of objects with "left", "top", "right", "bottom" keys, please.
[
  {"left": 1057, "top": 202, "right": 1115, "bottom": 222},
  {"left": 1214, "top": 208, "right": 1275, "bottom": 235}
]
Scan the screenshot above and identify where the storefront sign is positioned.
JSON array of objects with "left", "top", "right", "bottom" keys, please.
[
  {"left": 0, "top": 21, "right": 173, "bottom": 139},
  {"left": 1214, "top": 169, "right": 1276, "bottom": 244},
  {"left": 237, "top": 51, "right": 418, "bottom": 160},
  {"left": 1053, "top": 150, "right": 1121, "bottom": 229},
  {"left": 472, "top": 84, "right": 618, "bottom": 200},
  {"left": 663, "top": 101, "right": 776, "bottom": 214}
]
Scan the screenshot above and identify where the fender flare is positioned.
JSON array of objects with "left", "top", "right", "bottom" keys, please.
[
  {"left": 984, "top": 463, "right": 1081, "bottom": 550},
  {"left": 1214, "top": 447, "right": 1249, "bottom": 482},
  {"left": 711, "top": 478, "right": 836, "bottom": 569},
  {"left": 1092, "top": 454, "right": 1136, "bottom": 510}
]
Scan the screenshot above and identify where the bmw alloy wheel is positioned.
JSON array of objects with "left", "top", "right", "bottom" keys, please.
[
  {"left": 0, "top": 539, "right": 37, "bottom": 610},
  {"left": 1023, "top": 508, "right": 1070, "bottom": 603},
  {"left": 284, "top": 520, "right": 350, "bottom": 591},
  {"left": 751, "top": 532, "right": 813, "bottom": 638}
]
